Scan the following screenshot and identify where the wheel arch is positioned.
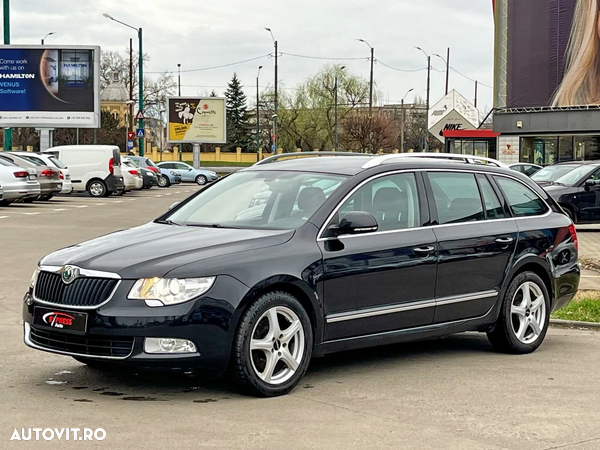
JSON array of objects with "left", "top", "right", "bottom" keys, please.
[
  {"left": 235, "top": 276, "right": 323, "bottom": 346},
  {"left": 504, "top": 256, "right": 554, "bottom": 308},
  {"left": 85, "top": 177, "right": 106, "bottom": 191}
]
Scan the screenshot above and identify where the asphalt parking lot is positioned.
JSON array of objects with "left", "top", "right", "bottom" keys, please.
[{"left": 1, "top": 188, "right": 600, "bottom": 449}]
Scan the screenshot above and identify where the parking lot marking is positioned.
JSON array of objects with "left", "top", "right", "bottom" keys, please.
[
  {"left": 23, "top": 212, "right": 40, "bottom": 215},
  {"left": 95, "top": 203, "right": 106, "bottom": 206},
  {"left": 0, "top": 216, "right": 8, "bottom": 219},
  {"left": 113, "top": 201, "right": 123, "bottom": 203},
  {"left": 155, "top": 195, "right": 162, "bottom": 198},
  {"left": 165, "top": 193, "right": 172, "bottom": 195},
  {"left": 53, "top": 209, "right": 66, "bottom": 211}
]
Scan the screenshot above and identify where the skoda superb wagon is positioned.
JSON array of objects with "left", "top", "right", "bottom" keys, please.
[{"left": 23, "top": 154, "right": 580, "bottom": 396}]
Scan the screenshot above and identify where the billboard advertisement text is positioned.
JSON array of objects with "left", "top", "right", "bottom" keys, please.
[
  {"left": 167, "top": 97, "right": 226, "bottom": 144},
  {"left": 0, "top": 46, "right": 100, "bottom": 128}
]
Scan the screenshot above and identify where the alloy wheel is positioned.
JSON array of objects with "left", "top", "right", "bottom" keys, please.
[
  {"left": 510, "top": 281, "right": 546, "bottom": 344},
  {"left": 250, "top": 306, "right": 305, "bottom": 385},
  {"left": 89, "top": 182, "right": 105, "bottom": 197}
]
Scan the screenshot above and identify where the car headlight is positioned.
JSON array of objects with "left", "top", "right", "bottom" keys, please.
[
  {"left": 30, "top": 267, "right": 40, "bottom": 290},
  {"left": 210, "top": 172, "right": 217, "bottom": 176},
  {"left": 170, "top": 171, "right": 178, "bottom": 176},
  {"left": 128, "top": 277, "right": 215, "bottom": 307}
]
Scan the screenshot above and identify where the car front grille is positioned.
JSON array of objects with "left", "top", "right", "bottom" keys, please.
[
  {"left": 34, "top": 271, "right": 118, "bottom": 308},
  {"left": 30, "top": 326, "right": 134, "bottom": 358}
]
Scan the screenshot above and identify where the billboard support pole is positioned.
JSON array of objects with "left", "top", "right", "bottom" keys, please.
[
  {"left": 192, "top": 143, "right": 201, "bottom": 169},
  {"left": 3, "top": 0, "right": 12, "bottom": 152}
]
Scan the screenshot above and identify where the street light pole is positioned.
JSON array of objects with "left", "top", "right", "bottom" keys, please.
[
  {"left": 3, "top": 0, "right": 12, "bottom": 151},
  {"left": 103, "top": 13, "right": 144, "bottom": 156},
  {"left": 434, "top": 48, "right": 450, "bottom": 96},
  {"left": 400, "top": 88, "right": 413, "bottom": 153},
  {"left": 265, "top": 28, "right": 278, "bottom": 152},
  {"left": 256, "top": 65, "right": 262, "bottom": 152},
  {"left": 334, "top": 66, "right": 346, "bottom": 152},
  {"left": 357, "top": 39, "right": 374, "bottom": 114},
  {"left": 415, "top": 47, "right": 431, "bottom": 152},
  {"left": 41, "top": 32, "right": 55, "bottom": 45},
  {"left": 177, "top": 63, "right": 181, "bottom": 96}
]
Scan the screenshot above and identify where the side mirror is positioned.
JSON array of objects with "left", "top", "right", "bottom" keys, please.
[
  {"left": 329, "top": 211, "right": 378, "bottom": 236},
  {"left": 585, "top": 179, "right": 597, "bottom": 187},
  {"left": 188, "top": 168, "right": 193, "bottom": 171},
  {"left": 169, "top": 201, "right": 180, "bottom": 210}
]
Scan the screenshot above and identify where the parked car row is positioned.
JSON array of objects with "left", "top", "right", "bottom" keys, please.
[{"left": 0, "top": 145, "right": 220, "bottom": 205}]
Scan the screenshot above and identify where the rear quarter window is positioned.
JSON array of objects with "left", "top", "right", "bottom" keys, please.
[{"left": 494, "top": 176, "right": 549, "bottom": 217}]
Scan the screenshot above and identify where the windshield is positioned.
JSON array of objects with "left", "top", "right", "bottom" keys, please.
[
  {"left": 164, "top": 170, "right": 347, "bottom": 230},
  {"left": 531, "top": 164, "right": 581, "bottom": 182},
  {"left": 555, "top": 165, "right": 598, "bottom": 186}
]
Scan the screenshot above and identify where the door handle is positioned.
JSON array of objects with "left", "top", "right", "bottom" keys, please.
[
  {"left": 495, "top": 237, "right": 514, "bottom": 245},
  {"left": 413, "top": 246, "right": 435, "bottom": 256}
]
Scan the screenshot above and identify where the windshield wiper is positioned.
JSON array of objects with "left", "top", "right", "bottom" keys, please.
[
  {"left": 550, "top": 181, "right": 565, "bottom": 186},
  {"left": 185, "top": 223, "right": 239, "bottom": 229},
  {"left": 156, "top": 219, "right": 181, "bottom": 226}
]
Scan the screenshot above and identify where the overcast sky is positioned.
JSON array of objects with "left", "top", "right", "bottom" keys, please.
[{"left": 7, "top": 0, "right": 495, "bottom": 114}]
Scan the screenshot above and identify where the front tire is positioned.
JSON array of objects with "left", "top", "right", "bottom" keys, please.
[
  {"left": 195, "top": 175, "right": 207, "bottom": 185},
  {"left": 230, "top": 291, "right": 313, "bottom": 397},
  {"left": 487, "top": 271, "right": 550, "bottom": 354},
  {"left": 158, "top": 175, "right": 169, "bottom": 187}
]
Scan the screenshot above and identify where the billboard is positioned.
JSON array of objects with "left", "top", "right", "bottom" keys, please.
[
  {"left": 0, "top": 46, "right": 100, "bottom": 128},
  {"left": 167, "top": 97, "right": 226, "bottom": 143},
  {"left": 495, "top": 0, "right": 587, "bottom": 108},
  {"left": 428, "top": 90, "right": 479, "bottom": 144}
]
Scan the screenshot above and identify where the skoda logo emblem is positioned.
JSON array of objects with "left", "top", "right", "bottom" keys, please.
[{"left": 61, "top": 265, "right": 78, "bottom": 285}]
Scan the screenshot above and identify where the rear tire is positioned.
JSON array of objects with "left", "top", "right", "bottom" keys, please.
[
  {"left": 487, "top": 271, "right": 550, "bottom": 354},
  {"left": 230, "top": 291, "right": 313, "bottom": 397},
  {"left": 88, "top": 180, "right": 108, "bottom": 198}
]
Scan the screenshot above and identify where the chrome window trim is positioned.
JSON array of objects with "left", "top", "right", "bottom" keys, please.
[
  {"left": 23, "top": 323, "right": 133, "bottom": 360},
  {"left": 317, "top": 169, "right": 551, "bottom": 241},
  {"left": 325, "top": 290, "right": 497, "bottom": 324},
  {"left": 33, "top": 265, "right": 122, "bottom": 310}
]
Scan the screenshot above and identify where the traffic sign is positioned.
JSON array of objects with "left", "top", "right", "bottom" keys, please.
[
  {"left": 136, "top": 128, "right": 145, "bottom": 138},
  {"left": 135, "top": 110, "right": 146, "bottom": 120},
  {"left": 127, "top": 131, "right": 135, "bottom": 140},
  {"left": 127, "top": 141, "right": 134, "bottom": 150}
]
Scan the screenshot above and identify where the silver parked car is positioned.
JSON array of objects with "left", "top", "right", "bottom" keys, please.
[
  {"left": 0, "top": 153, "right": 62, "bottom": 201},
  {"left": 0, "top": 158, "right": 41, "bottom": 205}
]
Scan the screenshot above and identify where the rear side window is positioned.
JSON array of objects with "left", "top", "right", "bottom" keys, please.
[
  {"left": 494, "top": 177, "right": 548, "bottom": 217},
  {"left": 112, "top": 149, "right": 121, "bottom": 165},
  {"left": 427, "top": 172, "right": 484, "bottom": 224},
  {"left": 48, "top": 156, "right": 66, "bottom": 169},
  {"left": 477, "top": 175, "right": 508, "bottom": 219}
]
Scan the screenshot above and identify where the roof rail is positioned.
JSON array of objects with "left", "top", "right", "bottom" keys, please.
[
  {"left": 361, "top": 152, "right": 508, "bottom": 169},
  {"left": 253, "top": 151, "right": 371, "bottom": 166}
]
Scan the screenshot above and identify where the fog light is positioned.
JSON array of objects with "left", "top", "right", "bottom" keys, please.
[{"left": 144, "top": 338, "right": 197, "bottom": 354}]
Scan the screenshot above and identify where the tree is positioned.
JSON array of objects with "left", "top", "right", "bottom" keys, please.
[
  {"left": 100, "top": 50, "right": 176, "bottom": 121},
  {"left": 340, "top": 111, "right": 399, "bottom": 153},
  {"left": 224, "top": 73, "right": 252, "bottom": 151}
]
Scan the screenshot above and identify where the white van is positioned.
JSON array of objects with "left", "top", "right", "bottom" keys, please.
[{"left": 43, "top": 145, "right": 124, "bottom": 197}]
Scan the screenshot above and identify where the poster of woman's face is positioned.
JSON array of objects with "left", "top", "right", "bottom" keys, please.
[{"left": 503, "top": 0, "right": 597, "bottom": 108}]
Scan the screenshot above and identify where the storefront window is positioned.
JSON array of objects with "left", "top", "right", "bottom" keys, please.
[
  {"left": 520, "top": 137, "right": 558, "bottom": 165},
  {"left": 521, "top": 135, "right": 600, "bottom": 164},
  {"left": 559, "top": 136, "right": 574, "bottom": 162},
  {"left": 575, "top": 136, "right": 600, "bottom": 160}
]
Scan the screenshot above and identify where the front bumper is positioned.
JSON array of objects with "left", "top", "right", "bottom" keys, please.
[{"left": 22, "top": 274, "right": 248, "bottom": 370}]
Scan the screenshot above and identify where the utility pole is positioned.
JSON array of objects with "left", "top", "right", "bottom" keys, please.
[
  {"left": 400, "top": 88, "right": 413, "bottom": 153},
  {"left": 334, "top": 66, "right": 346, "bottom": 152},
  {"left": 274, "top": 40, "right": 278, "bottom": 152},
  {"left": 3, "top": 0, "right": 12, "bottom": 151},
  {"left": 445, "top": 47, "right": 450, "bottom": 95},
  {"left": 474, "top": 81, "right": 478, "bottom": 108},
  {"left": 177, "top": 63, "right": 181, "bottom": 96},
  {"left": 137, "top": 27, "right": 144, "bottom": 156},
  {"left": 424, "top": 56, "right": 431, "bottom": 152},
  {"left": 256, "top": 66, "right": 262, "bottom": 152}
]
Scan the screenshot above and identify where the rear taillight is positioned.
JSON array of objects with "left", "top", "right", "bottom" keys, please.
[
  {"left": 109, "top": 157, "right": 114, "bottom": 175},
  {"left": 568, "top": 223, "right": 578, "bottom": 251},
  {"left": 149, "top": 167, "right": 159, "bottom": 174},
  {"left": 39, "top": 169, "right": 55, "bottom": 177},
  {"left": 128, "top": 169, "right": 139, "bottom": 175},
  {"left": 59, "top": 170, "right": 64, "bottom": 180},
  {"left": 13, "top": 171, "right": 28, "bottom": 178}
]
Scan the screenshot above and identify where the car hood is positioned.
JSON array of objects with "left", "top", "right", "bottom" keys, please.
[
  {"left": 542, "top": 184, "right": 578, "bottom": 198},
  {"left": 40, "top": 222, "right": 295, "bottom": 279}
]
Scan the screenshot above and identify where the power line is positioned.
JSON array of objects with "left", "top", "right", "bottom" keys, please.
[
  {"left": 146, "top": 54, "right": 271, "bottom": 74},
  {"left": 376, "top": 60, "right": 427, "bottom": 72},
  {"left": 280, "top": 52, "right": 365, "bottom": 61},
  {"left": 449, "top": 67, "right": 493, "bottom": 89}
]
